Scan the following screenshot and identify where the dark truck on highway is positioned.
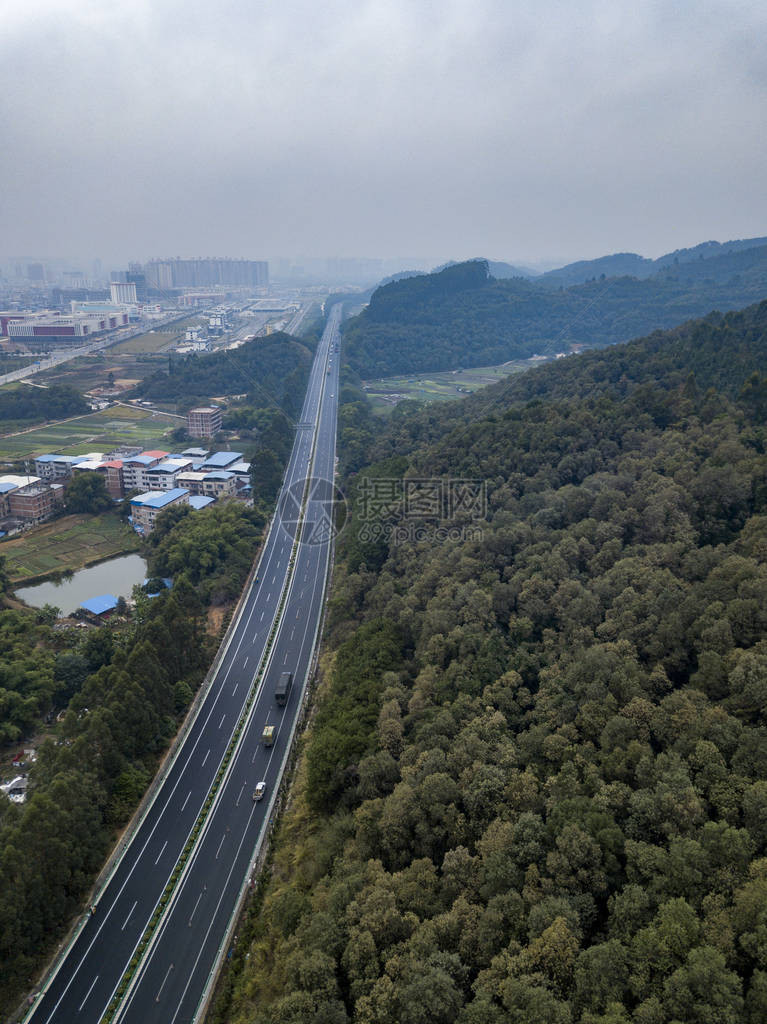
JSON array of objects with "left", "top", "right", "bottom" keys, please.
[{"left": 275, "top": 671, "right": 293, "bottom": 707}]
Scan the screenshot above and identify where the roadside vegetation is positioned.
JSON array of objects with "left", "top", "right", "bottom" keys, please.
[
  {"left": 134, "top": 332, "right": 313, "bottom": 419},
  {"left": 0, "top": 355, "right": 37, "bottom": 373},
  {"left": 0, "top": 499, "right": 266, "bottom": 1015},
  {"left": 218, "top": 299, "right": 767, "bottom": 1024}
]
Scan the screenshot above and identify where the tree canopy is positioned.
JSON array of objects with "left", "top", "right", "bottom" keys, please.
[
  {"left": 135, "top": 333, "right": 313, "bottom": 419},
  {"left": 342, "top": 251, "right": 767, "bottom": 378},
  {"left": 0, "top": 384, "right": 89, "bottom": 430},
  {"left": 64, "top": 471, "right": 113, "bottom": 513},
  {"left": 218, "top": 296, "right": 767, "bottom": 1024}
]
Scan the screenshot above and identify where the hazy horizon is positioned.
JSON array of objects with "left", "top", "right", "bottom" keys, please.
[{"left": 2, "top": 0, "right": 766, "bottom": 268}]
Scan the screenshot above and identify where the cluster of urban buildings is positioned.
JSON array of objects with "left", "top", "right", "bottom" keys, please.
[
  {"left": 144, "top": 258, "right": 268, "bottom": 290},
  {"left": 27, "top": 446, "right": 252, "bottom": 534},
  {"left": 1, "top": 306, "right": 132, "bottom": 351},
  {"left": 3, "top": 258, "right": 269, "bottom": 293},
  {"left": 1, "top": 258, "right": 269, "bottom": 353}
]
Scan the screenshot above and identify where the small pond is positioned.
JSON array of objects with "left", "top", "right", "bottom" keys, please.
[{"left": 15, "top": 553, "right": 149, "bottom": 616}]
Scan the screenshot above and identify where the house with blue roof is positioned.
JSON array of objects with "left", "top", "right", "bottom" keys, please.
[
  {"left": 130, "top": 488, "right": 189, "bottom": 534},
  {"left": 200, "top": 471, "right": 237, "bottom": 497},
  {"left": 188, "top": 495, "right": 215, "bottom": 511},
  {"left": 142, "top": 458, "right": 194, "bottom": 491},
  {"left": 34, "top": 454, "right": 88, "bottom": 480},
  {"left": 200, "top": 451, "right": 243, "bottom": 471},
  {"left": 121, "top": 452, "right": 168, "bottom": 492},
  {"left": 79, "top": 594, "right": 119, "bottom": 619},
  {"left": 141, "top": 577, "right": 173, "bottom": 597}
]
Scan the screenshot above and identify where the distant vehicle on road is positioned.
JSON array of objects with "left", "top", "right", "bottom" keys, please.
[
  {"left": 262, "top": 725, "right": 275, "bottom": 746},
  {"left": 252, "top": 781, "right": 266, "bottom": 802},
  {"left": 275, "top": 671, "right": 293, "bottom": 707}
]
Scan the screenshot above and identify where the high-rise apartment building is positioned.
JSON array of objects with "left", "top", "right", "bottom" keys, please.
[
  {"left": 110, "top": 281, "right": 137, "bottom": 304},
  {"left": 144, "top": 258, "right": 268, "bottom": 289}
]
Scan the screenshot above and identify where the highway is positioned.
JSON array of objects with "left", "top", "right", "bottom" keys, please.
[{"left": 26, "top": 304, "right": 343, "bottom": 1024}]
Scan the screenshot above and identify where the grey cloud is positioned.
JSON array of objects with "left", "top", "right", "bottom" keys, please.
[{"left": 1, "top": 0, "right": 765, "bottom": 264}]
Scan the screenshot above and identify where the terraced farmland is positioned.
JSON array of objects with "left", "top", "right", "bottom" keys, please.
[
  {"left": 1, "top": 513, "right": 140, "bottom": 583},
  {"left": 0, "top": 404, "right": 180, "bottom": 460}
]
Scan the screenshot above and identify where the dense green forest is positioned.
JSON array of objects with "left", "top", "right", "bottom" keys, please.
[
  {"left": 343, "top": 247, "right": 767, "bottom": 377},
  {"left": 135, "top": 333, "right": 313, "bottom": 418},
  {"left": 0, "top": 383, "right": 89, "bottom": 429},
  {"left": 0, "top": 502, "right": 265, "bottom": 1014},
  {"left": 218, "top": 299, "right": 767, "bottom": 1024}
]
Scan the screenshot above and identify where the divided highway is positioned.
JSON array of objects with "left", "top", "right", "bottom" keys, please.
[{"left": 26, "top": 304, "right": 343, "bottom": 1024}]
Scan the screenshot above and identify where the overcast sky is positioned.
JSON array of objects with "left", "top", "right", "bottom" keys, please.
[{"left": 1, "top": 0, "right": 765, "bottom": 267}]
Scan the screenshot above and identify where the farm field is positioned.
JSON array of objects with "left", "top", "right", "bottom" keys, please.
[
  {"left": 109, "top": 314, "right": 205, "bottom": 354},
  {"left": 1, "top": 512, "right": 140, "bottom": 583},
  {"left": 110, "top": 329, "right": 180, "bottom": 354},
  {"left": 0, "top": 404, "right": 180, "bottom": 460},
  {"left": 34, "top": 352, "right": 158, "bottom": 393},
  {"left": 363, "top": 358, "right": 530, "bottom": 413}
]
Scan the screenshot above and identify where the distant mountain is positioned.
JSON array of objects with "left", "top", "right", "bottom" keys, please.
[
  {"left": 655, "top": 235, "right": 767, "bottom": 268},
  {"left": 342, "top": 246, "right": 767, "bottom": 378},
  {"left": 431, "top": 258, "right": 537, "bottom": 279},
  {"left": 653, "top": 243, "right": 767, "bottom": 284},
  {"left": 542, "top": 234, "right": 767, "bottom": 286},
  {"left": 485, "top": 259, "right": 539, "bottom": 279},
  {"left": 376, "top": 270, "right": 427, "bottom": 288},
  {"left": 541, "top": 251, "right": 653, "bottom": 285}
]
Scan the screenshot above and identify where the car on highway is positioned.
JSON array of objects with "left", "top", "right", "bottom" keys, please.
[{"left": 252, "top": 781, "right": 267, "bottom": 801}]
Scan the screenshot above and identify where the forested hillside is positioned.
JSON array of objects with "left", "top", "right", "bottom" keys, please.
[
  {"left": 540, "top": 235, "right": 767, "bottom": 287},
  {"left": 135, "top": 333, "right": 313, "bottom": 417},
  {"left": 219, "top": 299, "right": 767, "bottom": 1024},
  {"left": 342, "top": 247, "right": 767, "bottom": 377}
]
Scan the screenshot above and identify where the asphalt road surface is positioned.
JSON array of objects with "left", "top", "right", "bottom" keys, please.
[{"left": 26, "top": 304, "right": 343, "bottom": 1024}]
